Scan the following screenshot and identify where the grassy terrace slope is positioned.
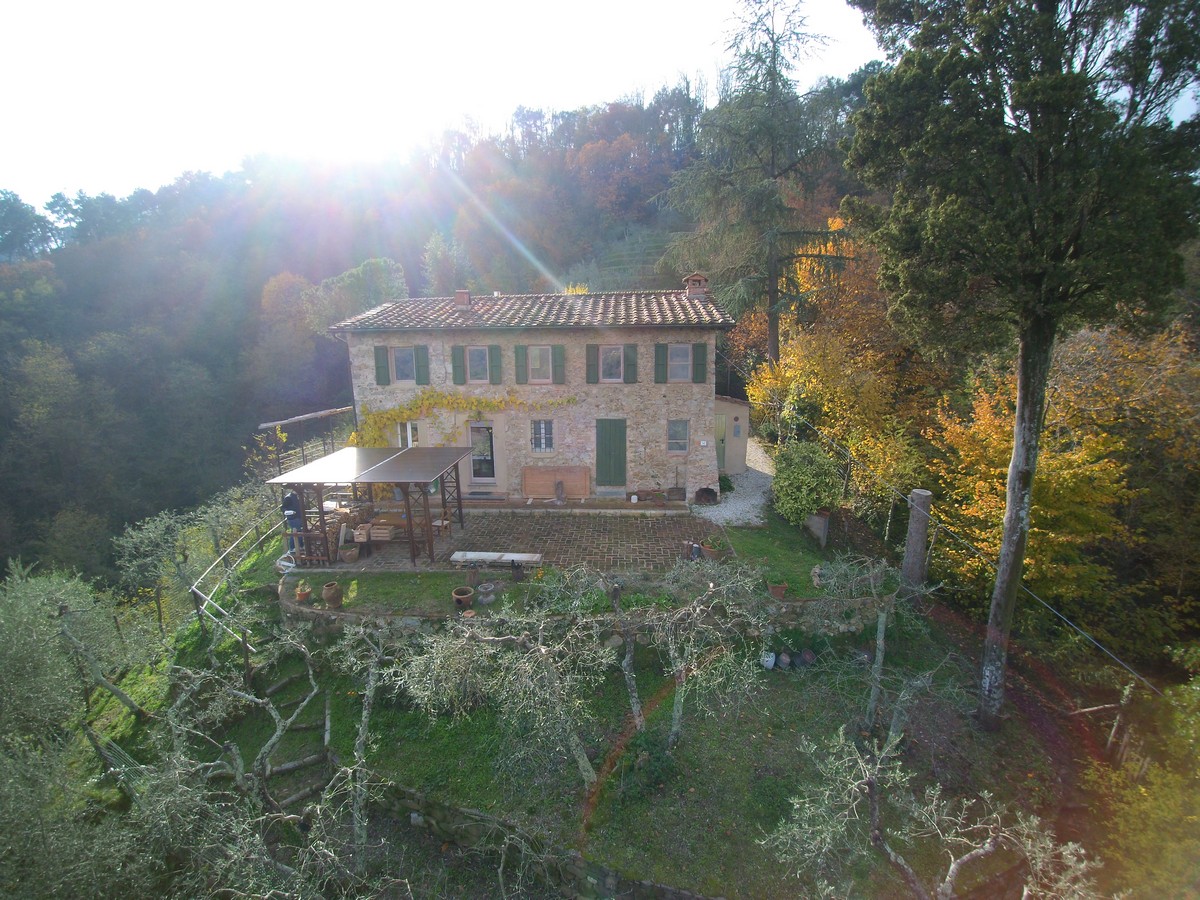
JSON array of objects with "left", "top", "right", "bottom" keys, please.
[{"left": 102, "top": 514, "right": 1060, "bottom": 897}]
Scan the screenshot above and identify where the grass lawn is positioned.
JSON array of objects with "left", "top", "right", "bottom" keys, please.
[
  {"left": 121, "top": 515, "right": 1064, "bottom": 898},
  {"left": 726, "top": 509, "right": 827, "bottom": 593},
  {"left": 334, "top": 570, "right": 466, "bottom": 615}
]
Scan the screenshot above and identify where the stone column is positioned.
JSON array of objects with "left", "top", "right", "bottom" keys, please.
[{"left": 901, "top": 488, "right": 933, "bottom": 591}]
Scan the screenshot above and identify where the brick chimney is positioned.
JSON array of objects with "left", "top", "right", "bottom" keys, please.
[
  {"left": 454, "top": 289, "right": 472, "bottom": 309},
  {"left": 683, "top": 273, "right": 708, "bottom": 298}
]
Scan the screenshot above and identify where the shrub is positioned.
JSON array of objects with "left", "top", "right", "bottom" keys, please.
[
  {"left": 613, "top": 730, "right": 679, "bottom": 804},
  {"left": 771, "top": 441, "right": 841, "bottom": 526}
]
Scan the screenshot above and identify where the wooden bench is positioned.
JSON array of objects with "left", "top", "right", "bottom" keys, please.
[{"left": 450, "top": 551, "right": 543, "bottom": 568}]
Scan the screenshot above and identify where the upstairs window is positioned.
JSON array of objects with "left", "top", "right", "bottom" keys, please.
[
  {"left": 452, "top": 345, "right": 501, "bottom": 385},
  {"left": 528, "top": 346, "right": 552, "bottom": 383},
  {"left": 515, "top": 344, "right": 566, "bottom": 384},
  {"left": 393, "top": 347, "right": 416, "bottom": 382},
  {"left": 654, "top": 342, "right": 707, "bottom": 384},
  {"left": 375, "top": 345, "right": 429, "bottom": 385},
  {"left": 600, "top": 345, "right": 624, "bottom": 382},
  {"left": 586, "top": 344, "right": 637, "bottom": 384},
  {"left": 667, "top": 344, "right": 691, "bottom": 382},
  {"left": 467, "top": 346, "right": 490, "bottom": 383}
]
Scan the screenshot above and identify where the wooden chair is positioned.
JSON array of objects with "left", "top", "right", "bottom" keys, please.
[{"left": 431, "top": 516, "right": 452, "bottom": 537}]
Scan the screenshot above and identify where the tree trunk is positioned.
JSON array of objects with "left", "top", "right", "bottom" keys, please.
[
  {"left": 866, "top": 604, "right": 889, "bottom": 731},
  {"left": 566, "top": 730, "right": 598, "bottom": 787},
  {"left": 532, "top": 648, "right": 597, "bottom": 786},
  {"left": 353, "top": 656, "right": 381, "bottom": 876},
  {"left": 766, "top": 252, "right": 781, "bottom": 362},
  {"left": 59, "top": 625, "right": 148, "bottom": 720},
  {"left": 867, "top": 775, "right": 931, "bottom": 900},
  {"left": 667, "top": 666, "right": 686, "bottom": 750},
  {"left": 153, "top": 585, "right": 165, "bottom": 639},
  {"left": 978, "top": 315, "right": 1057, "bottom": 730},
  {"left": 610, "top": 585, "right": 645, "bottom": 732}
]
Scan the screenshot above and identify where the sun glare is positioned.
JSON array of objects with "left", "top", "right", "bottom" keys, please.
[{"left": 6, "top": 0, "right": 879, "bottom": 207}]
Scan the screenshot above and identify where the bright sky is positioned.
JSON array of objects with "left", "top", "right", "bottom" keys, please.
[{"left": 3, "top": 0, "right": 881, "bottom": 210}]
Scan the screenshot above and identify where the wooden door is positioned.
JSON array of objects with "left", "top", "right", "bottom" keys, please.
[
  {"left": 595, "top": 419, "right": 627, "bottom": 487},
  {"left": 715, "top": 414, "right": 727, "bottom": 471}
]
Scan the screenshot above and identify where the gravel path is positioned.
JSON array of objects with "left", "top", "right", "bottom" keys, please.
[{"left": 693, "top": 438, "right": 775, "bottom": 526}]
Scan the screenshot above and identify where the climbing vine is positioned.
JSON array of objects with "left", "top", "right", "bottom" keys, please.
[{"left": 351, "top": 387, "right": 578, "bottom": 447}]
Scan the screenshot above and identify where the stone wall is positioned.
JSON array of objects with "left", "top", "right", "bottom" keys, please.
[{"left": 345, "top": 326, "right": 720, "bottom": 499}]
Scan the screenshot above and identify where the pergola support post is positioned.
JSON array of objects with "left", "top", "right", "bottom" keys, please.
[
  {"left": 441, "top": 461, "right": 464, "bottom": 526},
  {"left": 398, "top": 482, "right": 435, "bottom": 565}
]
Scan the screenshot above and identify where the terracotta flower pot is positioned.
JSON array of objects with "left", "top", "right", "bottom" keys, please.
[
  {"left": 768, "top": 583, "right": 788, "bottom": 600},
  {"left": 322, "top": 582, "right": 343, "bottom": 608},
  {"left": 453, "top": 586, "right": 475, "bottom": 609}
]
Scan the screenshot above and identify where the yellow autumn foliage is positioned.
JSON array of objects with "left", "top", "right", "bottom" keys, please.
[
  {"left": 927, "top": 368, "right": 1133, "bottom": 628},
  {"left": 351, "top": 387, "right": 577, "bottom": 448}
]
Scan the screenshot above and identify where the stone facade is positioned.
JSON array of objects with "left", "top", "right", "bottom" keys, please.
[{"left": 344, "top": 325, "right": 721, "bottom": 500}]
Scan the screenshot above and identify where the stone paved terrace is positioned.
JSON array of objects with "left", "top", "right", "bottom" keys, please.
[{"left": 348, "top": 509, "right": 726, "bottom": 574}]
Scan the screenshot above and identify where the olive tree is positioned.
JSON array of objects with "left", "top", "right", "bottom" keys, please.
[
  {"left": 400, "top": 612, "right": 614, "bottom": 788},
  {"left": 654, "top": 559, "right": 768, "bottom": 750}
]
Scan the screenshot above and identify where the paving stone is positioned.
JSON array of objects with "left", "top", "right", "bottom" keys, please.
[{"left": 438, "top": 512, "right": 722, "bottom": 573}]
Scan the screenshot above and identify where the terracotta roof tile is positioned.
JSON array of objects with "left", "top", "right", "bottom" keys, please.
[{"left": 329, "top": 290, "right": 735, "bottom": 332}]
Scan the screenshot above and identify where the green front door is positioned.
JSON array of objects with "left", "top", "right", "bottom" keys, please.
[
  {"left": 595, "top": 419, "right": 627, "bottom": 487},
  {"left": 715, "top": 414, "right": 727, "bottom": 471}
]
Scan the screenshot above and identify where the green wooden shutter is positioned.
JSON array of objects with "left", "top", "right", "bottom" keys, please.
[
  {"left": 596, "top": 419, "right": 627, "bottom": 486},
  {"left": 623, "top": 344, "right": 638, "bottom": 383},
  {"left": 654, "top": 344, "right": 668, "bottom": 383},
  {"left": 552, "top": 345, "right": 566, "bottom": 384},
  {"left": 514, "top": 345, "right": 528, "bottom": 385},
  {"left": 414, "top": 345, "right": 430, "bottom": 385},
  {"left": 692, "top": 342, "right": 707, "bottom": 384},
  {"left": 451, "top": 346, "right": 466, "bottom": 385},
  {"left": 586, "top": 344, "right": 599, "bottom": 384},
  {"left": 374, "top": 346, "right": 391, "bottom": 385},
  {"left": 488, "top": 344, "right": 502, "bottom": 384}
]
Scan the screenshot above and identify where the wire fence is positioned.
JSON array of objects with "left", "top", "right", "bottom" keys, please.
[{"left": 188, "top": 511, "right": 284, "bottom": 652}]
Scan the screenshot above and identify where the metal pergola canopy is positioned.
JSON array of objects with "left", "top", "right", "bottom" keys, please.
[
  {"left": 268, "top": 447, "right": 469, "bottom": 485},
  {"left": 269, "top": 447, "right": 470, "bottom": 566}
]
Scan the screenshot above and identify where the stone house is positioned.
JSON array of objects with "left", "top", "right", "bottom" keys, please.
[{"left": 329, "top": 274, "right": 736, "bottom": 501}]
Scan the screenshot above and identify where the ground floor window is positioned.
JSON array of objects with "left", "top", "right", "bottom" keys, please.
[
  {"left": 531, "top": 419, "right": 554, "bottom": 452},
  {"left": 667, "top": 419, "right": 689, "bottom": 453}
]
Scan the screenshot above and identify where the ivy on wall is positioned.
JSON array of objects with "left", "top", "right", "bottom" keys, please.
[{"left": 351, "top": 387, "right": 578, "bottom": 447}]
